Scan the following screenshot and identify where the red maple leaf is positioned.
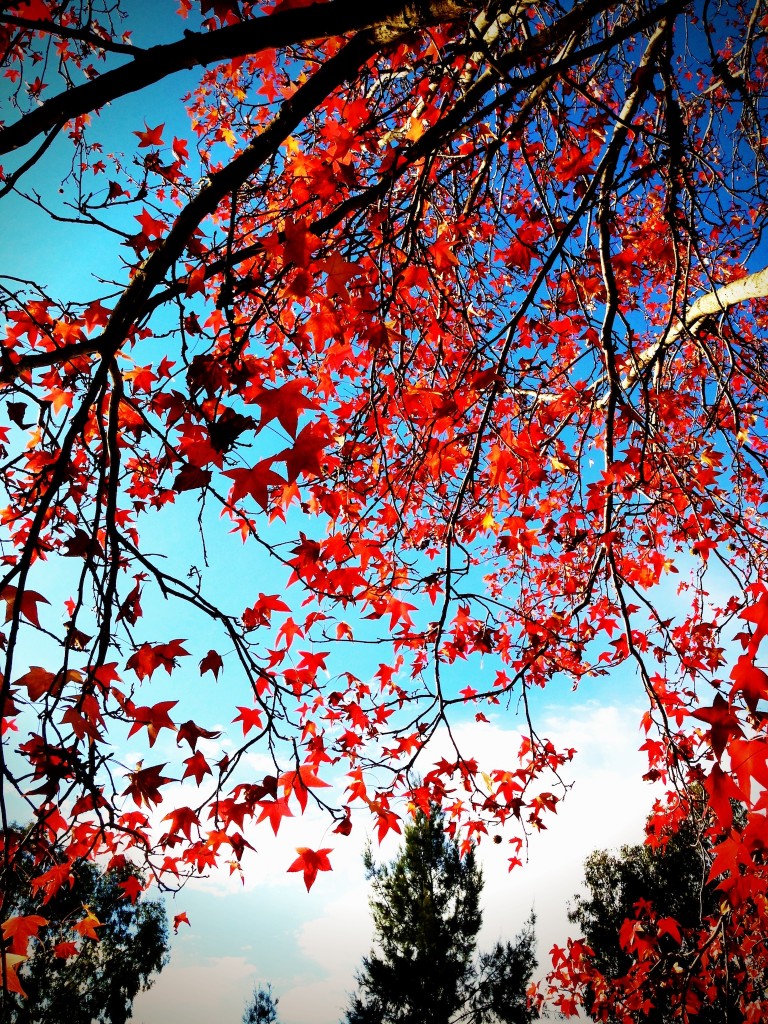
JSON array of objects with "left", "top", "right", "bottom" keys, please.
[
  {"left": 182, "top": 750, "right": 212, "bottom": 785},
  {"left": 1, "top": 586, "right": 49, "bottom": 627},
  {"left": 174, "top": 464, "right": 212, "bottom": 493},
  {"left": 200, "top": 0, "right": 241, "bottom": 22},
  {"left": 29, "top": 863, "right": 74, "bottom": 904},
  {"left": 172, "top": 137, "right": 188, "bottom": 162},
  {"left": 224, "top": 459, "right": 285, "bottom": 509},
  {"left": 2, "top": 915, "right": 48, "bottom": 955},
  {"left": 242, "top": 593, "right": 291, "bottom": 630},
  {"left": 690, "top": 694, "right": 743, "bottom": 760},
  {"left": 287, "top": 847, "right": 333, "bottom": 891},
  {"left": 703, "top": 763, "right": 745, "bottom": 831},
  {"left": 729, "top": 653, "right": 768, "bottom": 713},
  {"left": 82, "top": 299, "right": 112, "bottom": 332},
  {"left": 740, "top": 592, "right": 768, "bottom": 653},
  {"left": 126, "top": 700, "right": 178, "bottom": 746},
  {"left": 162, "top": 805, "right": 200, "bottom": 840},
  {"left": 135, "top": 208, "right": 167, "bottom": 239},
  {"left": 177, "top": 720, "right": 221, "bottom": 751},
  {"left": 232, "top": 705, "right": 263, "bottom": 736},
  {"left": 134, "top": 122, "right": 165, "bottom": 148},
  {"left": 53, "top": 941, "right": 78, "bottom": 960},
  {"left": 16, "top": 666, "right": 59, "bottom": 701},
  {"left": 280, "top": 765, "right": 331, "bottom": 812},
  {"left": 199, "top": 649, "right": 223, "bottom": 679},
  {"left": 173, "top": 912, "right": 191, "bottom": 933},
  {"left": 333, "top": 813, "right": 353, "bottom": 836},
  {"left": 656, "top": 917, "right": 682, "bottom": 944},
  {"left": 256, "top": 796, "right": 294, "bottom": 835},
  {"left": 279, "top": 218, "right": 316, "bottom": 269},
  {"left": 123, "top": 764, "right": 173, "bottom": 808},
  {"left": 254, "top": 379, "right": 320, "bottom": 439},
  {"left": 278, "top": 422, "right": 330, "bottom": 483},
  {"left": 126, "top": 640, "right": 189, "bottom": 681},
  {"left": 118, "top": 875, "right": 144, "bottom": 904}
]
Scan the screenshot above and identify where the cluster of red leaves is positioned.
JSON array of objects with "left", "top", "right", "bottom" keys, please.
[{"left": 2, "top": 1, "right": 768, "bottom": 1018}]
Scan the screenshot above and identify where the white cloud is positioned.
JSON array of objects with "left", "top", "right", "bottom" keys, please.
[
  {"left": 135, "top": 698, "right": 660, "bottom": 1024},
  {"left": 271, "top": 700, "right": 659, "bottom": 1024},
  {"left": 132, "top": 956, "right": 255, "bottom": 1024}
]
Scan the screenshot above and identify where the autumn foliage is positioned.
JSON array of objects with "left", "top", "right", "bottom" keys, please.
[{"left": 2, "top": 0, "right": 768, "bottom": 1017}]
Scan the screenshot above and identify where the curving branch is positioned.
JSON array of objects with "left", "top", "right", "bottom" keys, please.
[{"left": 621, "top": 264, "right": 768, "bottom": 394}]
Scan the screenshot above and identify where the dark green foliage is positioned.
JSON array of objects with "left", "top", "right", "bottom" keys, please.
[
  {"left": 1, "top": 845, "right": 169, "bottom": 1024},
  {"left": 243, "top": 982, "right": 279, "bottom": 1024},
  {"left": 345, "top": 807, "right": 537, "bottom": 1024},
  {"left": 473, "top": 921, "right": 538, "bottom": 1024},
  {"left": 569, "top": 813, "right": 735, "bottom": 1023}
]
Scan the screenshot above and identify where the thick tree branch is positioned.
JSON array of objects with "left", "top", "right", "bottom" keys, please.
[
  {"left": 0, "top": 0, "right": 478, "bottom": 156},
  {"left": 620, "top": 265, "right": 768, "bottom": 394}
]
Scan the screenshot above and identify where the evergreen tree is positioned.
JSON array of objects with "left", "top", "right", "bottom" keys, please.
[
  {"left": 569, "top": 809, "right": 746, "bottom": 1022},
  {"left": 243, "top": 982, "right": 279, "bottom": 1024},
  {"left": 345, "top": 807, "right": 537, "bottom": 1024},
  {"left": 1, "top": 842, "right": 169, "bottom": 1024}
]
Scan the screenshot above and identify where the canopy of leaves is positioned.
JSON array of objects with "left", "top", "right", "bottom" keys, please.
[
  {"left": 2, "top": 0, "right": 768, "bottom": 1017},
  {"left": 0, "top": 829, "right": 169, "bottom": 1024},
  {"left": 345, "top": 807, "right": 537, "bottom": 1024}
]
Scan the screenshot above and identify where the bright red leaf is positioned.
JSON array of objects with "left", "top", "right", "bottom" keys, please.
[{"left": 287, "top": 847, "right": 333, "bottom": 891}]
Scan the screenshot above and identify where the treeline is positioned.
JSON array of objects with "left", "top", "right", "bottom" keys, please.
[{"left": 0, "top": 800, "right": 750, "bottom": 1023}]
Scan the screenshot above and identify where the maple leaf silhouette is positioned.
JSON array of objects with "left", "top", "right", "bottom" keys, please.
[
  {"left": 691, "top": 694, "right": 744, "bottom": 760},
  {"left": 133, "top": 122, "right": 165, "bottom": 147},
  {"left": 176, "top": 720, "right": 222, "bottom": 751},
  {"left": 123, "top": 764, "right": 174, "bottom": 808},
  {"left": 278, "top": 422, "right": 330, "bottom": 482},
  {"left": 224, "top": 459, "right": 285, "bottom": 509}
]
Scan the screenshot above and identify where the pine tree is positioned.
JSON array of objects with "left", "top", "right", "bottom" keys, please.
[
  {"left": 243, "top": 983, "right": 279, "bottom": 1024},
  {"left": 345, "top": 807, "right": 537, "bottom": 1024}
]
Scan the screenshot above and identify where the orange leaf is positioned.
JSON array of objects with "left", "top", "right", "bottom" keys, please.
[
  {"left": 2, "top": 915, "right": 47, "bottom": 955},
  {"left": 134, "top": 122, "right": 165, "bottom": 147},
  {"left": 73, "top": 909, "right": 102, "bottom": 941},
  {"left": 0, "top": 952, "right": 27, "bottom": 995}
]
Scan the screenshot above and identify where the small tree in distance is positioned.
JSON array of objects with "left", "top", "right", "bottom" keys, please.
[
  {"left": 243, "top": 982, "right": 279, "bottom": 1024},
  {"left": 345, "top": 806, "right": 537, "bottom": 1024}
]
